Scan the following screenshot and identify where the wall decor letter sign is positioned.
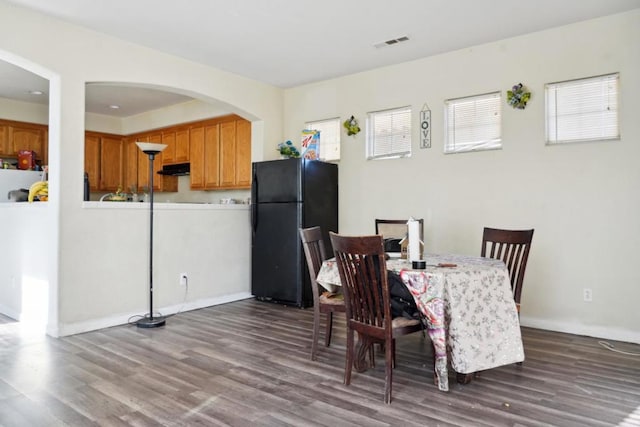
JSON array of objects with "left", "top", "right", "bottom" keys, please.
[{"left": 420, "top": 104, "right": 431, "bottom": 149}]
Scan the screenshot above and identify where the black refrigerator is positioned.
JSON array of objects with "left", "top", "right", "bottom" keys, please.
[{"left": 251, "top": 158, "right": 338, "bottom": 307}]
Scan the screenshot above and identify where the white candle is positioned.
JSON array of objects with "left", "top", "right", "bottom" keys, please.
[{"left": 408, "top": 218, "right": 420, "bottom": 262}]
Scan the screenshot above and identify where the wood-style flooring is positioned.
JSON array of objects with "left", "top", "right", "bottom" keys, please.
[{"left": 0, "top": 299, "right": 639, "bottom": 426}]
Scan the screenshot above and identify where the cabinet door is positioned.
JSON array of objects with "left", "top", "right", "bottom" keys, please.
[
  {"left": 100, "top": 136, "right": 123, "bottom": 192},
  {"left": 10, "top": 125, "right": 45, "bottom": 159},
  {"left": 189, "top": 126, "right": 205, "bottom": 189},
  {"left": 0, "top": 125, "right": 8, "bottom": 156},
  {"left": 84, "top": 135, "right": 100, "bottom": 191},
  {"left": 137, "top": 133, "right": 165, "bottom": 192},
  {"left": 235, "top": 120, "right": 252, "bottom": 188},
  {"left": 124, "top": 138, "right": 139, "bottom": 192},
  {"left": 204, "top": 123, "right": 220, "bottom": 189},
  {"left": 175, "top": 128, "right": 190, "bottom": 163},
  {"left": 161, "top": 131, "right": 176, "bottom": 164},
  {"left": 219, "top": 121, "right": 236, "bottom": 187}
]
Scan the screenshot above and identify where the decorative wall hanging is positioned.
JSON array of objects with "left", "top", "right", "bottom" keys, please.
[
  {"left": 420, "top": 103, "right": 431, "bottom": 148},
  {"left": 343, "top": 115, "right": 361, "bottom": 136},
  {"left": 507, "top": 83, "right": 531, "bottom": 110}
]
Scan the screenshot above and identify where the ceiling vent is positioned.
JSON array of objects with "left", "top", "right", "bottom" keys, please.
[{"left": 374, "top": 35, "right": 410, "bottom": 49}]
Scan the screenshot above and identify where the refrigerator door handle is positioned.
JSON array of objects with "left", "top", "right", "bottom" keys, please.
[{"left": 251, "top": 173, "right": 258, "bottom": 233}]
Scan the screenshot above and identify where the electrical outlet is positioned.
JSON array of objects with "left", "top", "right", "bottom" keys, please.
[
  {"left": 583, "top": 288, "right": 593, "bottom": 302},
  {"left": 180, "top": 273, "right": 188, "bottom": 287}
]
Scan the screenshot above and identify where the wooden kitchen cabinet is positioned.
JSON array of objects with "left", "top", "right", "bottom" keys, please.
[
  {"left": 162, "top": 127, "right": 189, "bottom": 165},
  {"left": 0, "top": 124, "right": 8, "bottom": 157},
  {"left": 136, "top": 133, "right": 177, "bottom": 193},
  {"left": 219, "top": 121, "right": 236, "bottom": 188},
  {"left": 84, "top": 132, "right": 124, "bottom": 192},
  {"left": 189, "top": 116, "right": 250, "bottom": 190},
  {"left": 124, "top": 138, "right": 139, "bottom": 192},
  {"left": 84, "top": 134, "right": 100, "bottom": 191},
  {"left": 100, "top": 136, "right": 124, "bottom": 192},
  {"left": 235, "top": 119, "right": 252, "bottom": 188},
  {"left": 0, "top": 119, "right": 48, "bottom": 162},
  {"left": 9, "top": 124, "right": 46, "bottom": 160}
]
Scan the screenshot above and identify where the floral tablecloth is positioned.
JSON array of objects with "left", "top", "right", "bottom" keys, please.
[{"left": 316, "top": 254, "right": 525, "bottom": 392}]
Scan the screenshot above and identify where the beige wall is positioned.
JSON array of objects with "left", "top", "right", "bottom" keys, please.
[
  {"left": 0, "top": 0, "right": 282, "bottom": 335},
  {"left": 284, "top": 10, "right": 640, "bottom": 343}
]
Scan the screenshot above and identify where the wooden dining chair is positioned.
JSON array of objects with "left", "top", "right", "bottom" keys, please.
[
  {"left": 299, "top": 226, "right": 346, "bottom": 361},
  {"left": 481, "top": 227, "right": 534, "bottom": 313},
  {"left": 329, "top": 232, "right": 422, "bottom": 404}
]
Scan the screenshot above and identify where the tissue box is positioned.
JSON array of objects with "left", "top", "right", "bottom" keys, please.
[
  {"left": 18, "top": 150, "right": 36, "bottom": 170},
  {"left": 301, "top": 129, "right": 320, "bottom": 160}
]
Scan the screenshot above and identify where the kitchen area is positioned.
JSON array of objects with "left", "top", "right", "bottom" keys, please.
[{"left": 84, "top": 113, "right": 253, "bottom": 206}]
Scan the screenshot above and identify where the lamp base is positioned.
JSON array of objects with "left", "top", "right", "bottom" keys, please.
[{"left": 135, "top": 315, "right": 166, "bottom": 328}]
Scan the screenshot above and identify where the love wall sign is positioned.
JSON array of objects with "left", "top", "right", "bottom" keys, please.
[{"left": 420, "top": 105, "right": 431, "bottom": 149}]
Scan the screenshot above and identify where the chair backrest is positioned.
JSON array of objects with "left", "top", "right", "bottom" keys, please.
[
  {"left": 299, "top": 226, "right": 328, "bottom": 299},
  {"left": 375, "top": 219, "right": 424, "bottom": 241},
  {"left": 481, "top": 227, "right": 534, "bottom": 304},
  {"left": 329, "top": 232, "right": 391, "bottom": 335}
]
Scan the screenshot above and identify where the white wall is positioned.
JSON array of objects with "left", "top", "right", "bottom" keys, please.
[
  {"left": 0, "top": 97, "right": 48, "bottom": 124},
  {"left": 0, "top": 0, "right": 282, "bottom": 336},
  {"left": 284, "top": 11, "right": 640, "bottom": 343}
]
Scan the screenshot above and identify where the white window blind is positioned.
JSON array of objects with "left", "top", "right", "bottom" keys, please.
[
  {"left": 444, "top": 92, "right": 501, "bottom": 154},
  {"left": 305, "top": 118, "right": 340, "bottom": 161},
  {"left": 545, "top": 73, "right": 619, "bottom": 144},
  {"left": 366, "top": 106, "right": 411, "bottom": 160}
]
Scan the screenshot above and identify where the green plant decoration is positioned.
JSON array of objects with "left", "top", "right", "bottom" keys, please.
[
  {"left": 277, "top": 140, "right": 300, "bottom": 158},
  {"left": 507, "top": 83, "right": 531, "bottom": 110},
  {"left": 343, "top": 115, "right": 361, "bottom": 136}
]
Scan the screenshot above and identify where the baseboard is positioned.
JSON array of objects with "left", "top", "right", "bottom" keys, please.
[
  {"left": 55, "top": 292, "right": 254, "bottom": 337},
  {"left": 520, "top": 315, "right": 640, "bottom": 345},
  {"left": 0, "top": 303, "right": 20, "bottom": 322}
]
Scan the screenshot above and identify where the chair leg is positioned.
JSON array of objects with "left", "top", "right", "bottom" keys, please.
[
  {"left": 311, "top": 307, "right": 320, "bottom": 361},
  {"left": 384, "top": 339, "right": 393, "bottom": 404},
  {"left": 344, "top": 327, "right": 354, "bottom": 386},
  {"left": 324, "top": 311, "right": 333, "bottom": 347},
  {"left": 391, "top": 338, "right": 396, "bottom": 369}
]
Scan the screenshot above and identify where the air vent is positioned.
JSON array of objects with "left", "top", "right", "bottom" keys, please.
[{"left": 374, "top": 35, "right": 410, "bottom": 49}]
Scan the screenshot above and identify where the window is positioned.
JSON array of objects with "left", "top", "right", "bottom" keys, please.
[
  {"left": 366, "top": 106, "right": 411, "bottom": 160},
  {"left": 545, "top": 73, "right": 619, "bottom": 144},
  {"left": 305, "top": 118, "right": 340, "bottom": 161},
  {"left": 444, "top": 92, "right": 501, "bottom": 154}
]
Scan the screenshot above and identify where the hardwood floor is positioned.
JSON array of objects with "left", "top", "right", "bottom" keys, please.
[{"left": 0, "top": 299, "right": 639, "bottom": 426}]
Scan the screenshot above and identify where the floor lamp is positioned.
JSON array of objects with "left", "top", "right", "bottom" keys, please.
[{"left": 135, "top": 142, "right": 168, "bottom": 328}]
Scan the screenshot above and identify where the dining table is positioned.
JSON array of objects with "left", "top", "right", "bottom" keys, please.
[{"left": 316, "top": 253, "right": 525, "bottom": 392}]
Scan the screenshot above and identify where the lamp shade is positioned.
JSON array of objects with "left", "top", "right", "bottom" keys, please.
[{"left": 136, "top": 142, "right": 168, "bottom": 155}]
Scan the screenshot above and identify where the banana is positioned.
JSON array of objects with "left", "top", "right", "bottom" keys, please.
[{"left": 28, "top": 181, "right": 48, "bottom": 202}]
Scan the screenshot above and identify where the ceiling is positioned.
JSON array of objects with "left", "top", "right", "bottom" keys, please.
[{"left": 2, "top": 0, "right": 640, "bottom": 117}]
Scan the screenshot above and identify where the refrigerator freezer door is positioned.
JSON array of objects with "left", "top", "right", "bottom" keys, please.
[
  {"left": 252, "top": 159, "right": 302, "bottom": 203},
  {"left": 251, "top": 202, "right": 307, "bottom": 306}
]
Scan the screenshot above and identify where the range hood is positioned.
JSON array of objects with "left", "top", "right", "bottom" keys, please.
[{"left": 157, "top": 163, "right": 190, "bottom": 176}]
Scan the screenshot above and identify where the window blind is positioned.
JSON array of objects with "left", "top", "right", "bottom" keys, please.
[
  {"left": 445, "top": 92, "right": 501, "bottom": 154},
  {"left": 545, "top": 73, "right": 619, "bottom": 144},
  {"left": 366, "top": 106, "right": 411, "bottom": 159}
]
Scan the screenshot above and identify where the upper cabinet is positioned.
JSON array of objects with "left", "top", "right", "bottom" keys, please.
[
  {"left": 84, "top": 114, "right": 249, "bottom": 194},
  {"left": 190, "top": 116, "right": 251, "bottom": 191},
  {"left": 162, "top": 127, "right": 189, "bottom": 165},
  {"left": 135, "top": 133, "right": 177, "bottom": 193},
  {"left": 85, "top": 131, "right": 124, "bottom": 192},
  {"left": 0, "top": 119, "right": 48, "bottom": 164}
]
